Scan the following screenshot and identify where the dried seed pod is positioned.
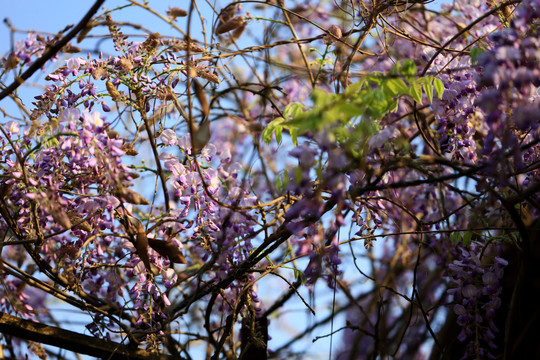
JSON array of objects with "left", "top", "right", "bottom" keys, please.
[
  {"left": 77, "top": 22, "right": 95, "bottom": 43},
  {"left": 230, "top": 20, "right": 248, "bottom": 41},
  {"left": 106, "top": 80, "right": 122, "bottom": 102},
  {"left": 118, "top": 57, "right": 133, "bottom": 72},
  {"left": 197, "top": 69, "right": 221, "bottom": 84},
  {"left": 62, "top": 44, "right": 81, "bottom": 53},
  {"left": 126, "top": 171, "right": 140, "bottom": 180},
  {"left": 125, "top": 148, "right": 139, "bottom": 156},
  {"left": 69, "top": 213, "right": 93, "bottom": 232},
  {"left": 36, "top": 124, "right": 47, "bottom": 136},
  {"left": 192, "top": 80, "right": 210, "bottom": 118},
  {"left": 171, "top": 39, "right": 206, "bottom": 53},
  {"left": 5, "top": 53, "right": 20, "bottom": 70},
  {"left": 216, "top": 4, "right": 238, "bottom": 28},
  {"left": 91, "top": 66, "right": 105, "bottom": 80},
  {"left": 51, "top": 207, "right": 72, "bottom": 229},
  {"left": 141, "top": 32, "right": 161, "bottom": 54},
  {"left": 192, "top": 119, "right": 211, "bottom": 153},
  {"left": 148, "top": 238, "right": 187, "bottom": 264},
  {"left": 134, "top": 220, "right": 153, "bottom": 274},
  {"left": 167, "top": 7, "right": 188, "bottom": 20},
  {"left": 107, "top": 129, "right": 119, "bottom": 139},
  {"left": 248, "top": 121, "right": 264, "bottom": 134},
  {"left": 117, "top": 188, "right": 150, "bottom": 205},
  {"left": 121, "top": 143, "right": 139, "bottom": 156},
  {"left": 327, "top": 25, "right": 342, "bottom": 40},
  {"left": 215, "top": 16, "right": 246, "bottom": 35}
]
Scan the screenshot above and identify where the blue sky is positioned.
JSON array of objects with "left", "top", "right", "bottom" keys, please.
[{"left": 1, "top": 1, "right": 448, "bottom": 359}]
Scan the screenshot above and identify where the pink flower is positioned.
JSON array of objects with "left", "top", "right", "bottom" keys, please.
[
  {"left": 66, "top": 57, "right": 87, "bottom": 76},
  {"left": 160, "top": 129, "right": 177, "bottom": 146},
  {"left": 82, "top": 110, "right": 104, "bottom": 128}
]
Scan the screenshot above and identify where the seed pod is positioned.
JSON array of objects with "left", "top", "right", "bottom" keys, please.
[
  {"left": 36, "top": 124, "right": 47, "bottom": 136},
  {"left": 134, "top": 220, "right": 153, "bottom": 274},
  {"left": 117, "top": 188, "right": 150, "bottom": 205},
  {"left": 121, "top": 143, "right": 139, "bottom": 156},
  {"left": 141, "top": 32, "right": 160, "bottom": 54},
  {"left": 189, "top": 42, "right": 206, "bottom": 53},
  {"left": 325, "top": 25, "right": 342, "bottom": 44},
  {"left": 216, "top": 4, "right": 238, "bottom": 28},
  {"left": 69, "top": 213, "right": 93, "bottom": 232},
  {"left": 51, "top": 207, "right": 72, "bottom": 229},
  {"left": 328, "top": 25, "right": 342, "bottom": 40},
  {"left": 192, "top": 119, "right": 211, "bottom": 153},
  {"left": 148, "top": 238, "right": 187, "bottom": 264},
  {"left": 167, "top": 7, "right": 188, "bottom": 20},
  {"left": 107, "top": 129, "right": 119, "bottom": 139},
  {"left": 91, "top": 67, "right": 105, "bottom": 80},
  {"left": 172, "top": 41, "right": 206, "bottom": 53},
  {"left": 77, "top": 22, "right": 95, "bottom": 43},
  {"left": 106, "top": 80, "right": 122, "bottom": 102},
  {"left": 248, "top": 121, "right": 263, "bottom": 134},
  {"left": 215, "top": 16, "right": 246, "bottom": 35},
  {"left": 62, "top": 45, "right": 81, "bottom": 53},
  {"left": 5, "top": 53, "right": 20, "bottom": 70},
  {"left": 197, "top": 69, "right": 221, "bottom": 84},
  {"left": 231, "top": 20, "right": 248, "bottom": 41},
  {"left": 118, "top": 57, "right": 133, "bottom": 72},
  {"left": 192, "top": 80, "right": 210, "bottom": 118},
  {"left": 131, "top": 172, "right": 140, "bottom": 179}
]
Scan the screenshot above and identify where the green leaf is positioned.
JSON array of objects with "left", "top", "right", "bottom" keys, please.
[
  {"left": 262, "top": 127, "right": 273, "bottom": 144},
  {"left": 388, "top": 98, "right": 399, "bottom": 112},
  {"left": 470, "top": 46, "right": 484, "bottom": 63},
  {"left": 367, "top": 75, "right": 382, "bottom": 86},
  {"left": 334, "top": 102, "right": 364, "bottom": 121},
  {"left": 275, "top": 125, "right": 283, "bottom": 144},
  {"left": 275, "top": 169, "right": 290, "bottom": 191},
  {"left": 293, "top": 167, "right": 303, "bottom": 184},
  {"left": 449, "top": 231, "right": 461, "bottom": 244},
  {"left": 311, "top": 88, "right": 333, "bottom": 107},
  {"left": 400, "top": 59, "right": 417, "bottom": 77},
  {"left": 283, "top": 103, "right": 306, "bottom": 119},
  {"left": 433, "top": 78, "right": 445, "bottom": 100},
  {"left": 290, "top": 127, "right": 298, "bottom": 146},
  {"left": 462, "top": 231, "right": 473, "bottom": 247},
  {"left": 284, "top": 246, "right": 293, "bottom": 258},
  {"left": 423, "top": 78, "right": 434, "bottom": 103},
  {"left": 345, "top": 79, "right": 366, "bottom": 95},
  {"left": 410, "top": 81, "right": 423, "bottom": 103},
  {"left": 262, "top": 117, "right": 285, "bottom": 144},
  {"left": 385, "top": 78, "right": 409, "bottom": 95}
]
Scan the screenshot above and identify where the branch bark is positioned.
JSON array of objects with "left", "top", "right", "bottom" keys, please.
[{"left": 0, "top": 312, "right": 176, "bottom": 360}]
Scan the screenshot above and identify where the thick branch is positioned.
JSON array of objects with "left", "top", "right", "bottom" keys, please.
[
  {"left": 0, "top": 0, "right": 105, "bottom": 101},
  {"left": 0, "top": 312, "right": 176, "bottom": 360}
]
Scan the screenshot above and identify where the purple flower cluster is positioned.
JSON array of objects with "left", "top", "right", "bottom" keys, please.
[
  {"left": 447, "top": 245, "right": 507, "bottom": 358},
  {"left": 473, "top": 0, "right": 540, "bottom": 191},
  {"left": 0, "top": 32, "right": 59, "bottom": 71}
]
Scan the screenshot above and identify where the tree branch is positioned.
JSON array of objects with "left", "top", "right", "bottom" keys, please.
[
  {"left": 0, "top": 0, "right": 105, "bottom": 101},
  {"left": 0, "top": 312, "right": 176, "bottom": 360}
]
